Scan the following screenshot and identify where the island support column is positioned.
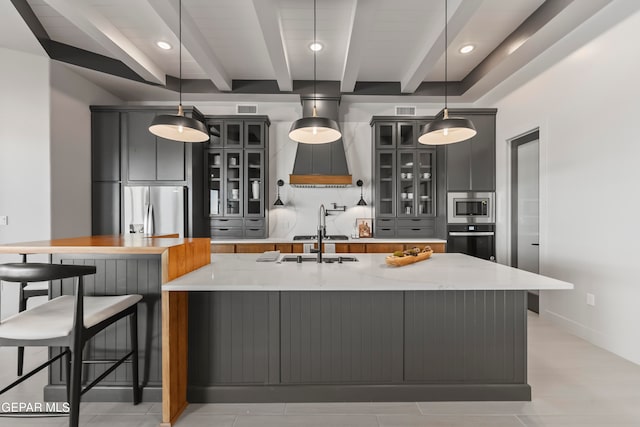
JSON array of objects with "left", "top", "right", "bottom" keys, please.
[{"left": 161, "top": 239, "right": 210, "bottom": 426}]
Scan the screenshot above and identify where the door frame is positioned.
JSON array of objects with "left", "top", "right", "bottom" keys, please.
[{"left": 509, "top": 129, "right": 540, "bottom": 313}]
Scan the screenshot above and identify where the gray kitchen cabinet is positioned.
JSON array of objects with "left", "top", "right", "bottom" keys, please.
[
  {"left": 91, "top": 111, "right": 120, "bottom": 181},
  {"left": 127, "top": 111, "right": 185, "bottom": 182},
  {"left": 91, "top": 181, "right": 120, "bottom": 235},
  {"left": 371, "top": 117, "right": 436, "bottom": 237},
  {"left": 444, "top": 109, "right": 497, "bottom": 192},
  {"left": 90, "top": 106, "right": 206, "bottom": 237},
  {"left": 205, "top": 115, "right": 270, "bottom": 239}
]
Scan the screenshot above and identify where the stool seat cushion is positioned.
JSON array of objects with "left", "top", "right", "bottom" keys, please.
[{"left": 0, "top": 295, "right": 142, "bottom": 340}]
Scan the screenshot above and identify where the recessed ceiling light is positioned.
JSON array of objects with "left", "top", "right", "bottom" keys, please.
[
  {"left": 309, "top": 42, "right": 323, "bottom": 52},
  {"left": 156, "top": 41, "right": 172, "bottom": 50},
  {"left": 459, "top": 44, "right": 475, "bottom": 54}
]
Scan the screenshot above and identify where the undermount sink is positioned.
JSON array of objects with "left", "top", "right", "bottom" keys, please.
[
  {"left": 292, "top": 235, "right": 349, "bottom": 241},
  {"left": 280, "top": 255, "right": 358, "bottom": 263}
]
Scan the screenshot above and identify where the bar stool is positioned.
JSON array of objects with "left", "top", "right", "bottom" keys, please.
[
  {"left": 16, "top": 254, "right": 49, "bottom": 376},
  {"left": 0, "top": 262, "right": 142, "bottom": 427}
]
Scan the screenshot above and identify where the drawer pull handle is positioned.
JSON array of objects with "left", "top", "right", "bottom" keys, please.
[
  {"left": 411, "top": 228, "right": 421, "bottom": 231},
  {"left": 381, "top": 228, "right": 391, "bottom": 231},
  {"left": 219, "top": 219, "right": 228, "bottom": 222},
  {"left": 249, "top": 228, "right": 260, "bottom": 231},
  {"left": 219, "top": 228, "right": 229, "bottom": 231}
]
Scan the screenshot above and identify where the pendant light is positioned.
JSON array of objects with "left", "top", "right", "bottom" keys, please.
[
  {"left": 418, "top": 0, "right": 476, "bottom": 145},
  {"left": 149, "top": 0, "right": 208, "bottom": 143},
  {"left": 288, "top": 0, "right": 342, "bottom": 144}
]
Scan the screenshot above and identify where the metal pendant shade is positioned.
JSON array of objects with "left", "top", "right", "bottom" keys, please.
[
  {"left": 418, "top": 109, "right": 477, "bottom": 145},
  {"left": 148, "top": 0, "right": 208, "bottom": 143},
  {"left": 289, "top": 115, "right": 341, "bottom": 144},
  {"left": 289, "top": 0, "right": 342, "bottom": 144},
  {"left": 149, "top": 106, "right": 209, "bottom": 143},
  {"left": 418, "top": 0, "right": 475, "bottom": 145}
]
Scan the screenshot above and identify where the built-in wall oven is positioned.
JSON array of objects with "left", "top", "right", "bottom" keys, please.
[{"left": 447, "top": 192, "right": 496, "bottom": 261}]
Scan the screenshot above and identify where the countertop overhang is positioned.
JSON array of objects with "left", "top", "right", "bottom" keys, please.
[
  {"left": 163, "top": 253, "right": 573, "bottom": 292},
  {"left": 0, "top": 235, "right": 203, "bottom": 255}
]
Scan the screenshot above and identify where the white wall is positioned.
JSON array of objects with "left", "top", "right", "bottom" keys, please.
[
  {"left": 0, "top": 48, "right": 51, "bottom": 317},
  {"left": 50, "top": 62, "right": 121, "bottom": 239},
  {"left": 479, "top": 3, "right": 640, "bottom": 364}
]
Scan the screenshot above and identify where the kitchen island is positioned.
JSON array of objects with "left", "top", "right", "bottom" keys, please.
[{"left": 162, "top": 252, "right": 572, "bottom": 426}]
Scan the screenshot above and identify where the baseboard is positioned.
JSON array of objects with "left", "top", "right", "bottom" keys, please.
[{"left": 187, "top": 384, "right": 531, "bottom": 403}]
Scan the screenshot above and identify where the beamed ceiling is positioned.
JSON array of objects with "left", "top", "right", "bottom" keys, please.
[{"left": 11, "top": 0, "right": 613, "bottom": 102}]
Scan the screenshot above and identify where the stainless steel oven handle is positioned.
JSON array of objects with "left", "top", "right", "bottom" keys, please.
[{"left": 448, "top": 232, "right": 495, "bottom": 236}]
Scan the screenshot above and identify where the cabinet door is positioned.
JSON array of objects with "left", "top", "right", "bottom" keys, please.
[
  {"left": 245, "top": 122, "right": 265, "bottom": 148},
  {"left": 375, "top": 122, "right": 396, "bottom": 148},
  {"left": 225, "top": 121, "right": 243, "bottom": 147},
  {"left": 446, "top": 140, "right": 471, "bottom": 191},
  {"left": 127, "top": 111, "right": 157, "bottom": 181},
  {"left": 207, "top": 150, "right": 223, "bottom": 216},
  {"left": 207, "top": 120, "right": 224, "bottom": 147},
  {"left": 470, "top": 114, "right": 496, "bottom": 191},
  {"left": 416, "top": 149, "right": 435, "bottom": 216},
  {"left": 245, "top": 150, "right": 264, "bottom": 217},
  {"left": 92, "top": 182, "right": 120, "bottom": 234},
  {"left": 397, "top": 151, "right": 416, "bottom": 217},
  {"left": 375, "top": 151, "right": 396, "bottom": 216},
  {"left": 156, "top": 135, "right": 185, "bottom": 181},
  {"left": 397, "top": 122, "right": 416, "bottom": 148},
  {"left": 92, "top": 112, "right": 120, "bottom": 181},
  {"left": 224, "top": 150, "right": 243, "bottom": 216}
]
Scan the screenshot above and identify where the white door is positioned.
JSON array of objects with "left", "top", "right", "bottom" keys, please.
[{"left": 516, "top": 139, "right": 539, "bottom": 273}]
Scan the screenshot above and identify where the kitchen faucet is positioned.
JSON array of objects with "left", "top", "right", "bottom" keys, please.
[{"left": 312, "top": 204, "right": 327, "bottom": 263}]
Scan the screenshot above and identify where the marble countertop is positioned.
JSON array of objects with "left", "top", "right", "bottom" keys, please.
[{"left": 163, "top": 253, "right": 573, "bottom": 292}]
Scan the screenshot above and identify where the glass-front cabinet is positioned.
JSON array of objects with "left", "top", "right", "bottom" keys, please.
[
  {"left": 371, "top": 117, "right": 437, "bottom": 237},
  {"left": 397, "top": 150, "right": 435, "bottom": 217},
  {"left": 205, "top": 115, "right": 270, "bottom": 238},
  {"left": 375, "top": 151, "right": 395, "bottom": 216}
]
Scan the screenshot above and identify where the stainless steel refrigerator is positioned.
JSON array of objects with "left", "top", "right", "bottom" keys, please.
[{"left": 123, "top": 186, "right": 186, "bottom": 237}]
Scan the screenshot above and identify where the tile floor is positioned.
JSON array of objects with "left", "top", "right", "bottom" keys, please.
[{"left": 1, "top": 313, "right": 640, "bottom": 426}]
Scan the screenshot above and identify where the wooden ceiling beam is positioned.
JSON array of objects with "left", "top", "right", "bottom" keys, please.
[
  {"left": 148, "top": 0, "right": 232, "bottom": 92},
  {"left": 400, "top": 0, "right": 482, "bottom": 94},
  {"left": 42, "top": 0, "right": 166, "bottom": 85},
  {"left": 251, "top": 0, "right": 292, "bottom": 92},
  {"left": 340, "top": 0, "right": 378, "bottom": 93}
]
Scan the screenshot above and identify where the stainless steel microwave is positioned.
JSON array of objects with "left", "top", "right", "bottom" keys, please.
[{"left": 447, "top": 192, "right": 495, "bottom": 224}]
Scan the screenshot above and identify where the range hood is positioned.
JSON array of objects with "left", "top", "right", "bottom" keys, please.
[{"left": 289, "top": 98, "right": 352, "bottom": 187}]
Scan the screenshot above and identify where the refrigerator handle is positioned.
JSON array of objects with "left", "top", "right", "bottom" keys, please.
[{"left": 144, "top": 203, "right": 154, "bottom": 236}]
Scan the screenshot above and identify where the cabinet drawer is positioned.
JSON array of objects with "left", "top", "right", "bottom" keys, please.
[
  {"left": 396, "top": 226, "right": 434, "bottom": 238},
  {"left": 211, "top": 218, "right": 243, "bottom": 227},
  {"left": 244, "top": 227, "right": 266, "bottom": 238},
  {"left": 376, "top": 218, "right": 396, "bottom": 228},
  {"left": 375, "top": 226, "right": 396, "bottom": 237},
  {"left": 210, "top": 227, "right": 243, "bottom": 239},
  {"left": 244, "top": 218, "right": 265, "bottom": 227},
  {"left": 396, "top": 218, "right": 434, "bottom": 228}
]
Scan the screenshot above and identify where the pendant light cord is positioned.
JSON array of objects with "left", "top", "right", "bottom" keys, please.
[
  {"left": 444, "top": 0, "right": 447, "bottom": 110},
  {"left": 179, "top": 0, "right": 182, "bottom": 107},
  {"left": 313, "top": 0, "right": 317, "bottom": 111}
]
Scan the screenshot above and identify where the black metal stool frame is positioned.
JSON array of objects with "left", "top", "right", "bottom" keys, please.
[{"left": 0, "top": 263, "right": 141, "bottom": 426}]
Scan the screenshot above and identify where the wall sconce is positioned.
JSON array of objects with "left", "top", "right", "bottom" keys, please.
[
  {"left": 356, "top": 179, "right": 367, "bottom": 206},
  {"left": 273, "top": 179, "right": 285, "bottom": 206}
]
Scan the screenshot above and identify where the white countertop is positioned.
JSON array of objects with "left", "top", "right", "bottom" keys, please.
[
  {"left": 211, "top": 238, "right": 447, "bottom": 244},
  {"left": 163, "top": 253, "right": 573, "bottom": 292}
]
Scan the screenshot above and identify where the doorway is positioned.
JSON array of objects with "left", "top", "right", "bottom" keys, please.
[{"left": 510, "top": 130, "right": 540, "bottom": 313}]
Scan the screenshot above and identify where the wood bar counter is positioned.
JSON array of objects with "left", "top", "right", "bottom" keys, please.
[{"left": 0, "top": 235, "right": 210, "bottom": 427}]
